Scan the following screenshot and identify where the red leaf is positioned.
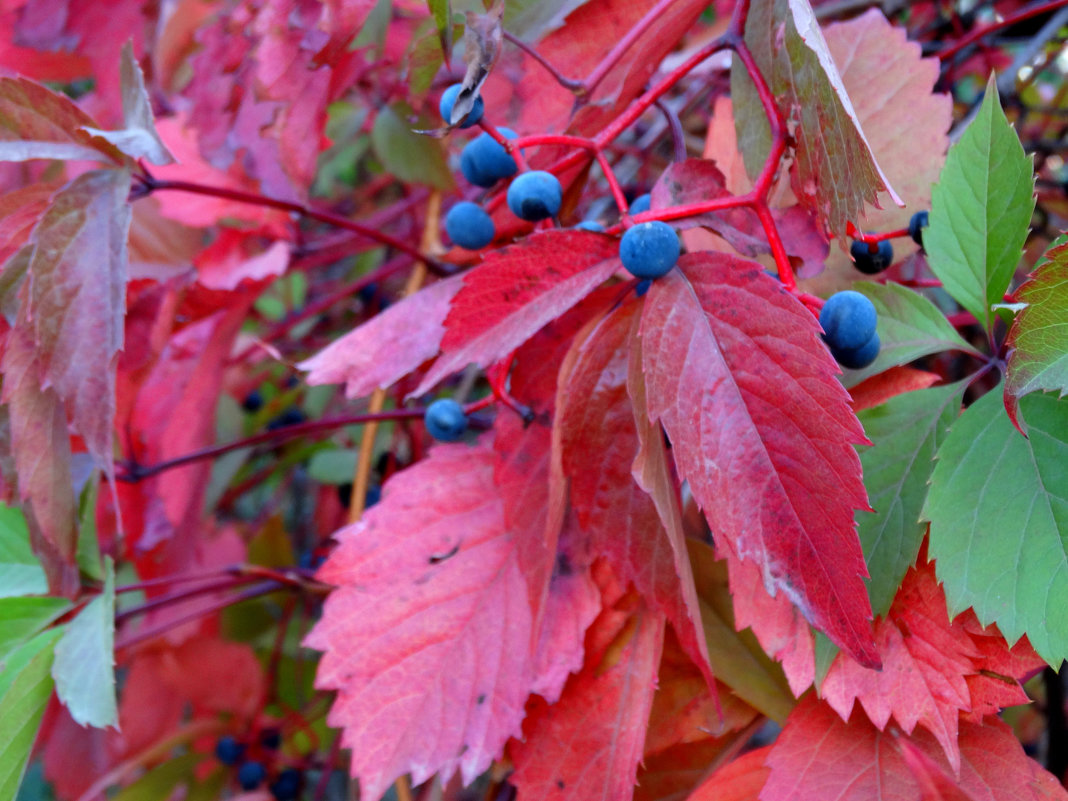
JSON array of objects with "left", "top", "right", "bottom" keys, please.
[
  {"left": 415, "top": 230, "right": 620, "bottom": 393},
  {"left": 305, "top": 441, "right": 544, "bottom": 800},
  {"left": 819, "top": 560, "right": 1045, "bottom": 771},
  {"left": 636, "top": 256, "right": 878, "bottom": 667},
  {"left": 24, "top": 169, "right": 131, "bottom": 475},
  {"left": 158, "top": 637, "right": 266, "bottom": 719},
  {"left": 194, "top": 231, "right": 290, "bottom": 291},
  {"left": 687, "top": 747, "right": 770, "bottom": 801},
  {"left": 849, "top": 366, "right": 943, "bottom": 412},
  {"left": 510, "top": 592, "right": 666, "bottom": 801},
  {"left": 300, "top": 276, "right": 462, "bottom": 398},
  {"left": 554, "top": 299, "right": 713, "bottom": 686},
  {"left": 0, "top": 184, "right": 54, "bottom": 270},
  {"left": 0, "top": 76, "right": 121, "bottom": 163},
  {"left": 762, "top": 695, "right": 1068, "bottom": 801}
]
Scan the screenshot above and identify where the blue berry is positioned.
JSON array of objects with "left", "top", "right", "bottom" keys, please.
[
  {"left": 259, "top": 728, "right": 281, "bottom": 750},
  {"left": 365, "top": 485, "right": 382, "bottom": 508},
  {"left": 629, "top": 193, "right": 651, "bottom": 215},
  {"left": 266, "top": 407, "right": 306, "bottom": 431},
  {"left": 460, "top": 128, "right": 518, "bottom": 187},
  {"left": 215, "top": 736, "right": 245, "bottom": 766},
  {"left": 575, "top": 220, "right": 604, "bottom": 232},
  {"left": 439, "top": 84, "right": 483, "bottom": 128},
  {"left": 242, "top": 390, "right": 264, "bottom": 413},
  {"left": 507, "top": 171, "right": 562, "bottom": 221},
  {"left": 830, "top": 332, "right": 881, "bottom": 370},
  {"left": 445, "top": 202, "right": 495, "bottom": 250},
  {"left": 635, "top": 279, "right": 652, "bottom": 297},
  {"left": 270, "top": 768, "right": 303, "bottom": 801},
  {"left": 820, "top": 291, "right": 878, "bottom": 351},
  {"left": 908, "top": 210, "right": 929, "bottom": 247},
  {"left": 619, "top": 221, "right": 680, "bottom": 279},
  {"left": 424, "top": 399, "right": 467, "bottom": 442},
  {"left": 849, "top": 238, "right": 893, "bottom": 274},
  {"left": 238, "top": 761, "right": 267, "bottom": 791}
]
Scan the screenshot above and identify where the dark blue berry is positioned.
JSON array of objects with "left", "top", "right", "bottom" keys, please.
[
  {"left": 575, "top": 220, "right": 604, "bottom": 232},
  {"left": 215, "top": 736, "right": 245, "bottom": 766},
  {"left": 242, "top": 390, "right": 264, "bottom": 413},
  {"left": 336, "top": 482, "right": 352, "bottom": 508},
  {"left": 424, "top": 398, "right": 467, "bottom": 442},
  {"left": 507, "top": 171, "right": 562, "bottom": 221},
  {"left": 619, "top": 221, "right": 680, "bottom": 279},
  {"left": 820, "top": 291, "right": 878, "bottom": 351},
  {"left": 908, "top": 210, "right": 929, "bottom": 247},
  {"left": 460, "top": 128, "right": 518, "bottom": 187},
  {"left": 365, "top": 485, "right": 382, "bottom": 508},
  {"left": 635, "top": 279, "right": 652, "bottom": 297},
  {"left": 830, "top": 332, "right": 881, "bottom": 369},
  {"left": 270, "top": 768, "right": 303, "bottom": 801},
  {"left": 445, "top": 202, "right": 495, "bottom": 250},
  {"left": 849, "top": 238, "right": 894, "bottom": 274},
  {"left": 259, "top": 728, "right": 281, "bottom": 750},
  {"left": 439, "top": 84, "right": 483, "bottom": 128},
  {"left": 629, "top": 193, "right": 651, "bottom": 215},
  {"left": 267, "top": 407, "right": 306, "bottom": 431},
  {"left": 238, "top": 761, "right": 267, "bottom": 791}
]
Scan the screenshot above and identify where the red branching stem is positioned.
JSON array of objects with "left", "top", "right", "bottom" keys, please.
[
  {"left": 752, "top": 201, "right": 796, "bottom": 290},
  {"left": 582, "top": 0, "right": 688, "bottom": 96},
  {"left": 937, "top": 0, "right": 1068, "bottom": 61},
  {"left": 486, "top": 353, "right": 533, "bottom": 421},
  {"left": 114, "top": 574, "right": 266, "bottom": 624},
  {"left": 118, "top": 409, "right": 426, "bottom": 481},
  {"left": 596, "top": 149, "right": 631, "bottom": 217},
  {"left": 501, "top": 30, "right": 583, "bottom": 91},
  {"left": 134, "top": 172, "right": 444, "bottom": 272},
  {"left": 852, "top": 226, "right": 910, "bottom": 244},
  {"left": 654, "top": 97, "right": 688, "bottom": 163},
  {"left": 463, "top": 395, "right": 496, "bottom": 414},
  {"left": 894, "top": 277, "right": 943, "bottom": 288},
  {"left": 947, "top": 310, "right": 979, "bottom": 328},
  {"left": 115, "top": 581, "right": 284, "bottom": 653}
]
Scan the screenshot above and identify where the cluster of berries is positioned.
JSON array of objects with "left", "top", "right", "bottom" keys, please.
[
  {"left": 825, "top": 209, "right": 930, "bottom": 370},
  {"left": 215, "top": 733, "right": 303, "bottom": 800}
]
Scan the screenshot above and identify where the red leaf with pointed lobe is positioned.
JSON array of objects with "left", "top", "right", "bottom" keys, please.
[
  {"left": 306, "top": 441, "right": 546, "bottom": 801},
  {"left": 24, "top": 169, "right": 131, "bottom": 476},
  {"left": 762, "top": 695, "right": 1068, "bottom": 801},
  {"left": 194, "top": 232, "right": 290, "bottom": 291},
  {"left": 510, "top": 592, "right": 666, "bottom": 801},
  {"left": 415, "top": 230, "right": 620, "bottom": 394},
  {"left": 300, "top": 275, "right": 462, "bottom": 398},
  {"left": 687, "top": 746, "right": 770, "bottom": 801},
  {"left": 553, "top": 300, "right": 715, "bottom": 691},
  {"left": 849, "top": 367, "right": 943, "bottom": 412},
  {"left": 819, "top": 561, "right": 1044, "bottom": 771},
  {"left": 0, "top": 184, "right": 54, "bottom": 270},
  {"left": 636, "top": 256, "right": 878, "bottom": 667}
]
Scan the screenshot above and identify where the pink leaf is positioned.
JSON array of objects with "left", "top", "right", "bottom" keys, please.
[
  {"left": 299, "top": 276, "right": 462, "bottom": 398},
  {"left": 636, "top": 255, "right": 878, "bottom": 667},
  {"left": 510, "top": 593, "right": 666, "bottom": 801},
  {"left": 305, "top": 441, "right": 541, "bottom": 800},
  {"left": 414, "top": 230, "right": 620, "bottom": 394}
]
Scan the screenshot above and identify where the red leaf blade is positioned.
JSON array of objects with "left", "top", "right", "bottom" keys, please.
[{"left": 637, "top": 256, "right": 877, "bottom": 666}]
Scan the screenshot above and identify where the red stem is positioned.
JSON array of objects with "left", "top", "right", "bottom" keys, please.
[
  {"left": 937, "top": 0, "right": 1068, "bottom": 61},
  {"left": 118, "top": 409, "right": 426, "bottom": 481},
  {"left": 582, "top": 0, "right": 689, "bottom": 96}
]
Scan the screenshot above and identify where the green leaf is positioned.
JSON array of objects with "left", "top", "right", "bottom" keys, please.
[
  {"left": 856, "top": 381, "right": 965, "bottom": 617},
  {"left": 308, "top": 449, "right": 358, "bottom": 485},
  {"left": 111, "top": 753, "right": 201, "bottom": 801},
  {"left": 0, "top": 505, "right": 47, "bottom": 598},
  {"left": 0, "top": 597, "right": 70, "bottom": 662},
  {"left": 502, "top": 0, "right": 591, "bottom": 41},
  {"left": 844, "top": 282, "right": 984, "bottom": 387},
  {"left": 52, "top": 557, "right": 117, "bottom": 728},
  {"left": 1004, "top": 240, "right": 1068, "bottom": 425},
  {"left": 923, "top": 388, "right": 1068, "bottom": 667},
  {"left": 0, "top": 629, "right": 61, "bottom": 801},
  {"left": 924, "top": 78, "right": 1035, "bottom": 334},
  {"left": 427, "top": 0, "right": 453, "bottom": 62},
  {"left": 76, "top": 471, "right": 103, "bottom": 582},
  {"left": 370, "top": 103, "right": 454, "bottom": 190},
  {"left": 739, "top": 0, "right": 900, "bottom": 239},
  {"left": 730, "top": 61, "right": 772, "bottom": 181}
]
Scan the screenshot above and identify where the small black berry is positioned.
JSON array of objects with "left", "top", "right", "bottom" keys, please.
[
  {"left": 259, "top": 727, "right": 282, "bottom": 750},
  {"left": 242, "top": 390, "right": 264, "bottom": 413},
  {"left": 270, "top": 768, "right": 303, "bottom": 801},
  {"left": 908, "top": 210, "right": 929, "bottom": 247},
  {"left": 849, "top": 239, "right": 893, "bottom": 274},
  {"left": 267, "top": 407, "right": 306, "bottom": 431}
]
